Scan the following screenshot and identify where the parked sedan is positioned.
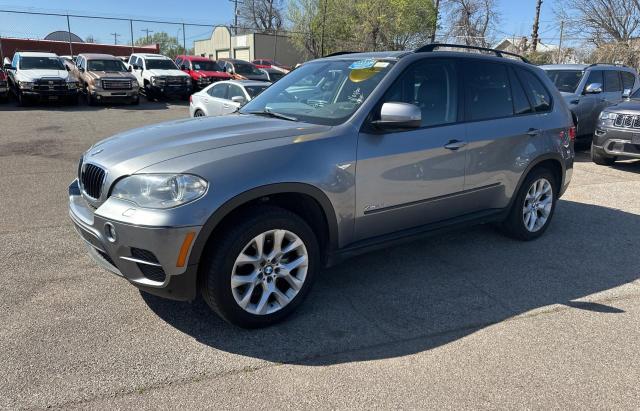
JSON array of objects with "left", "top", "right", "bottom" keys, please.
[{"left": 189, "top": 80, "right": 270, "bottom": 117}]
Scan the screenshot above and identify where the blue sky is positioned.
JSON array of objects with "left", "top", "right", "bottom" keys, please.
[{"left": 0, "top": 0, "right": 561, "bottom": 47}]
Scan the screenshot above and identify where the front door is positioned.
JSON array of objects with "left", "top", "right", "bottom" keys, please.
[{"left": 355, "top": 58, "right": 468, "bottom": 241}]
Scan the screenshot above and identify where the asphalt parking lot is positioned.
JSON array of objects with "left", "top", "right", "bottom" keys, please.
[{"left": 1, "top": 98, "right": 639, "bottom": 410}]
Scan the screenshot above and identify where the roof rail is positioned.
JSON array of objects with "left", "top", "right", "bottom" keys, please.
[
  {"left": 586, "top": 63, "right": 629, "bottom": 68},
  {"left": 324, "top": 51, "right": 358, "bottom": 57},
  {"left": 414, "top": 43, "right": 530, "bottom": 64}
]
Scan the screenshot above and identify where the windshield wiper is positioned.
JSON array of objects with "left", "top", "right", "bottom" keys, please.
[{"left": 245, "top": 107, "right": 298, "bottom": 122}]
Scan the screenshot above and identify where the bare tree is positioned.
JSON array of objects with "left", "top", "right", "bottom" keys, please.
[
  {"left": 237, "top": 0, "right": 285, "bottom": 33},
  {"left": 441, "top": 0, "right": 499, "bottom": 47},
  {"left": 531, "top": 0, "right": 542, "bottom": 51}
]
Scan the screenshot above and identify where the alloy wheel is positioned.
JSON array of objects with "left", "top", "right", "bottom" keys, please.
[
  {"left": 230, "top": 229, "right": 308, "bottom": 315},
  {"left": 522, "top": 178, "right": 553, "bottom": 232}
]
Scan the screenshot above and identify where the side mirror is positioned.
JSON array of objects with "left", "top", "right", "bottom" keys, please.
[
  {"left": 79, "top": 67, "right": 85, "bottom": 73},
  {"left": 226, "top": 67, "right": 234, "bottom": 74},
  {"left": 181, "top": 64, "right": 187, "bottom": 70},
  {"left": 584, "top": 82, "right": 603, "bottom": 94},
  {"left": 127, "top": 66, "right": 132, "bottom": 72},
  {"left": 3, "top": 63, "right": 12, "bottom": 70},
  {"left": 372, "top": 102, "right": 422, "bottom": 129},
  {"left": 66, "top": 65, "right": 71, "bottom": 71},
  {"left": 623, "top": 88, "right": 632, "bottom": 99},
  {"left": 231, "top": 95, "right": 247, "bottom": 105}
]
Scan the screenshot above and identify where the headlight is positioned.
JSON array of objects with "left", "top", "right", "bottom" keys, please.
[
  {"left": 131, "top": 79, "right": 139, "bottom": 88},
  {"left": 599, "top": 111, "right": 618, "bottom": 120},
  {"left": 18, "top": 81, "right": 34, "bottom": 90},
  {"left": 111, "top": 174, "right": 208, "bottom": 209},
  {"left": 186, "top": 77, "right": 192, "bottom": 85}
]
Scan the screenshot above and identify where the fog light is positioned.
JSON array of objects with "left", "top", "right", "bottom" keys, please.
[{"left": 104, "top": 223, "right": 117, "bottom": 243}]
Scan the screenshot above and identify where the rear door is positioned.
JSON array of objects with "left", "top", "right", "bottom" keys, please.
[
  {"left": 225, "top": 84, "right": 245, "bottom": 114},
  {"left": 205, "top": 83, "right": 228, "bottom": 116},
  {"left": 461, "top": 61, "right": 544, "bottom": 211},
  {"left": 355, "top": 58, "right": 467, "bottom": 240},
  {"left": 603, "top": 69, "right": 623, "bottom": 104}
]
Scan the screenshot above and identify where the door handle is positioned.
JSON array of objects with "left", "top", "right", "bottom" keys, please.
[
  {"left": 223, "top": 104, "right": 230, "bottom": 108},
  {"left": 444, "top": 140, "right": 467, "bottom": 150},
  {"left": 527, "top": 128, "right": 541, "bottom": 136}
]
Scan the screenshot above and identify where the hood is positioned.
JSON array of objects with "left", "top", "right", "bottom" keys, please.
[
  {"left": 17, "top": 69, "right": 70, "bottom": 82},
  {"left": 191, "top": 70, "right": 230, "bottom": 79},
  {"left": 87, "top": 71, "right": 136, "bottom": 81},
  {"left": 604, "top": 98, "right": 640, "bottom": 113},
  {"left": 86, "top": 114, "right": 330, "bottom": 175},
  {"left": 145, "top": 69, "right": 190, "bottom": 78}
]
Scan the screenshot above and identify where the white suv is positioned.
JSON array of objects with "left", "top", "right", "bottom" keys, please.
[
  {"left": 3, "top": 51, "right": 79, "bottom": 105},
  {"left": 127, "top": 53, "right": 192, "bottom": 100}
]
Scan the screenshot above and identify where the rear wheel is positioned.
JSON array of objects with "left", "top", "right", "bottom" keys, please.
[
  {"left": 194, "top": 109, "right": 205, "bottom": 117},
  {"left": 501, "top": 167, "right": 557, "bottom": 241},
  {"left": 591, "top": 144, "right": 616, "bottom": 166},
  {"left": 200, "top": 206, "right": 319, "bottom": 328}
]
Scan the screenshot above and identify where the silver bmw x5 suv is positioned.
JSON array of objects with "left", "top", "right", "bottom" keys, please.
[{"left": 69, "top": 44, "right": 575, "bottom": 328}]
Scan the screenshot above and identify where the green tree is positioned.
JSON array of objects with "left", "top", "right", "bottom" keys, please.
[{"left": 134, "top": 32, "right": 185, "bottom": 59}]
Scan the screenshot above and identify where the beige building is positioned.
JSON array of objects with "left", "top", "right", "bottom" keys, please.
[{"left": 194, "top": 26, "right": 303, "bottom": 66}]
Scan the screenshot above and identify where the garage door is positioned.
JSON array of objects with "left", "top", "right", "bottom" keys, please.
[
  {"left": 216, "top": 50, "right": 230, "bottom": 59},
  {"left": 234, "top": 48, "right": 250, "bottom": 61}
]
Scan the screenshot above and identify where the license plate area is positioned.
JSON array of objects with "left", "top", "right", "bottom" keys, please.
[
  {"left": 632, "top": 133, "right": 640, "bottom": 144},
  {"left": 48, "top": 95, "right": 58, "bottom": 100}
]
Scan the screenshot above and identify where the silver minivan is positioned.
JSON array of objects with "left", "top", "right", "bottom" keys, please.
[
  {"left": 70, "top": 45, "right": 575, "bottom": 327},
  {"left": 542, "top": 64, "right": 640, "bottom": 144}
]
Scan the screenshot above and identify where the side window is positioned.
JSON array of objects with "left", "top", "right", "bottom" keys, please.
[
  {"left": 382, "top": 59, "right": 458, "bottom": 127},
  {"left": 228, "top": 84, "right": 245, "bottom": 99},
  {"left": 621, "top": 71, "right": 635, "bottom": 90},
  {"left": 516, "top": 68, "right": 552, "bottom": 112},
  {"left": 208, "top": 83, "right": 228, "bottom": 98},
  {"left": 604, "top": 70, "right": 622, "bottom": 92},
  {"left": 508, "top": 67, "right": 533, "bottom": 115},
  {"left": 465, "top": 61, "right": 513, "bottom": 121}
]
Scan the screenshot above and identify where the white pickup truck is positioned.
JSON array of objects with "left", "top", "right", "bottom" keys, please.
[{"left": 127, "top": 53, "right": 192, "bottom": 100}]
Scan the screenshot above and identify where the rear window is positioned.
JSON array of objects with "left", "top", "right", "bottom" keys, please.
[
  {"left": 544, "top": 69, "right": 583, "bottom": 93},
  {"left": 516, "top": 68, "right": 552, "bottom": 112},
  {"left": 465, "top": 62, "right": 513, "bottom": 121},
  {"left": 621, "top": 71, "right": 635, "bottom": 90}
]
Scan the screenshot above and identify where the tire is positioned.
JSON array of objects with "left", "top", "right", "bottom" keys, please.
[
  {"left": 131, "top": 96, "right": 140, "bottom": 105},
  {"left": 17, "top": 91, "right": 29, "bottom": 107},
  {"left": 193, "top": 109, "right": 205, "bottom": 117},
  {"left": 200, "top": 206, "right": 320, "bottom": 328},
  {"left": 500, "top": 167, "right": 557, "bottom": 241},
  {"left": 591, "top": 144, "right": 615, "bottom": 166},
  {"left": 69, "top": 94, "right": 79, "bottom": 105}
]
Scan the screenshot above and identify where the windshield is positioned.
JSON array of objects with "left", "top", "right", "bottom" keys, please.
[
  {"left": 191, "top": 60, "right": 223, "bottom": 71},
  {"left": 234, "top": 63, "right": 264, "bottom": 76},
  {"left": 240, "top": 59, "right": 395, "bottom": 126},
  {"left": 544, "top": 69, "right": 583, "bottom": 93},
  {"left": 145, "top": 59, "right": 178, "bottom": 70},
  {"left": 20, "top": 56, "right": 65, "bottom": 70},
  {"left": 245, "top": 85, "right": 269, "bottom": 98},
  {"left": 87, "top": 59, "right": 127, "bottom": 72}
]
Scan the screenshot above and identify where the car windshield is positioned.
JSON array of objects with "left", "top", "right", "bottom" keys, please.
[
  {"left": 87, "top": 59, "right": 127, "bottom": 72},
  {"left": 234, "top": 63, "right": 264, "bottom": 76},
  {"left": 20, "top": 56, "right": 65, "bottom": 70},
  {"left": 145, "top": 59, "right": 178, "bottom": 70},
  {"left": 240, "top": 59, "right": 395, "bottom": 126},
  {"left": 191, "top": 60, "right": 223, "bottom": 71},
  {"left": 245, "top": 85, "right": 269, "bottom": 98},
  {"left": 544, "top": 69, "right": 583, "bottom": 93}
]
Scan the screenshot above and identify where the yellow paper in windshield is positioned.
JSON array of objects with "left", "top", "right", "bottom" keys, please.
[{"left": 348, "top": 60, "right": 389, "bottom": 83}]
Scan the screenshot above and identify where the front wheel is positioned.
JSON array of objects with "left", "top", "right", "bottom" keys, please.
[
  {"left": 501, "top": 167, "right": 557, "bottom": 241},
  {"left": 200, "top": 206, "right": 319, "bottom": 328}
]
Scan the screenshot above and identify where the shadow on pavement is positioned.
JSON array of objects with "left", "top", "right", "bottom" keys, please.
[
  {"left": 142, "top": 200, "right": 640, "bottom": 365},
  {"left": 0, "top": 96, "right": 188, "bottom": 112}
]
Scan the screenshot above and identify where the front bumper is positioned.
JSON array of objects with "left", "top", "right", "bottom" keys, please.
[
  {"left": 593, "top": 126, "right": 640, "bottom": 159},
  {"left": 147, "top": 83, "right": 191, "bottom": 96},
  {"left": 68, "top": 179, "right": 201, "bottom": 301},
  {"left": 22, "top": 88, "right": 78, "bottom": 99},
  {"left": 90, "top": 88, "right": 138, "bottom": 100}
]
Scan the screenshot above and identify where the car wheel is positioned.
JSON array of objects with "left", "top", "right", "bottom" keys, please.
[
  {"left": 591, "top": 144, "right": 615, "bottom": 166},
  {"left": 17, "top": 91, "right": 28, "bottom": 107},
  {"left": 131, "top": 96, "right": 140, "bottom": 105},
  {"left": 194, "top": 109, "right": 205, "bottom": 117},
  {"left": 201, "top": 206, "right": 319, "bottom": 328},
  {"left": 501, "top": 167, "right": 557, "bottom": 241}
]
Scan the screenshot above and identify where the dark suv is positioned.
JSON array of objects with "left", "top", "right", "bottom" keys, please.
[{"left": 69, "top": 44, "right": 575, "bottom": 328}]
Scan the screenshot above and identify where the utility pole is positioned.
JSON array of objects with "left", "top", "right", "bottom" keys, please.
[
  {"left": 66, "top": 14, "right": 73, "bottom": 56},
  {"left": 182, "top": 23, "right": 186, "bottom": 53},
  {"left": 430, "top": 0, "right": 440, "bottom": 43},
  {"left": 229, "top": 0, "right": 242, "bottom": 35},
  {"left": 130, "top": 20, "right": 134, "bottom": 54},
  {"left": 110, "top": 32, "right": 121, "bottom": 45},
  {"left": 320, "top": 0, "right": 328, "bottom": 56},
  {"left": 557, "top": 20, "right": 564, "bottom": 64},
  {"left": 531, "top": 0, "right": 542, "bottom": 52},
  {"left": 141, "top": 28, "right": 154, "bottom": 44}
]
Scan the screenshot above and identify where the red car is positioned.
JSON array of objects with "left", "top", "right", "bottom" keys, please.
[
  {"left": 0, "top": 70, "right": 8, "bottom": 101},
  {"left": 175, "top": 55, "right": 231, "bottom": 90},
  {"left": 252, "top": 59, "right": 291, "bottom": 72}
]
